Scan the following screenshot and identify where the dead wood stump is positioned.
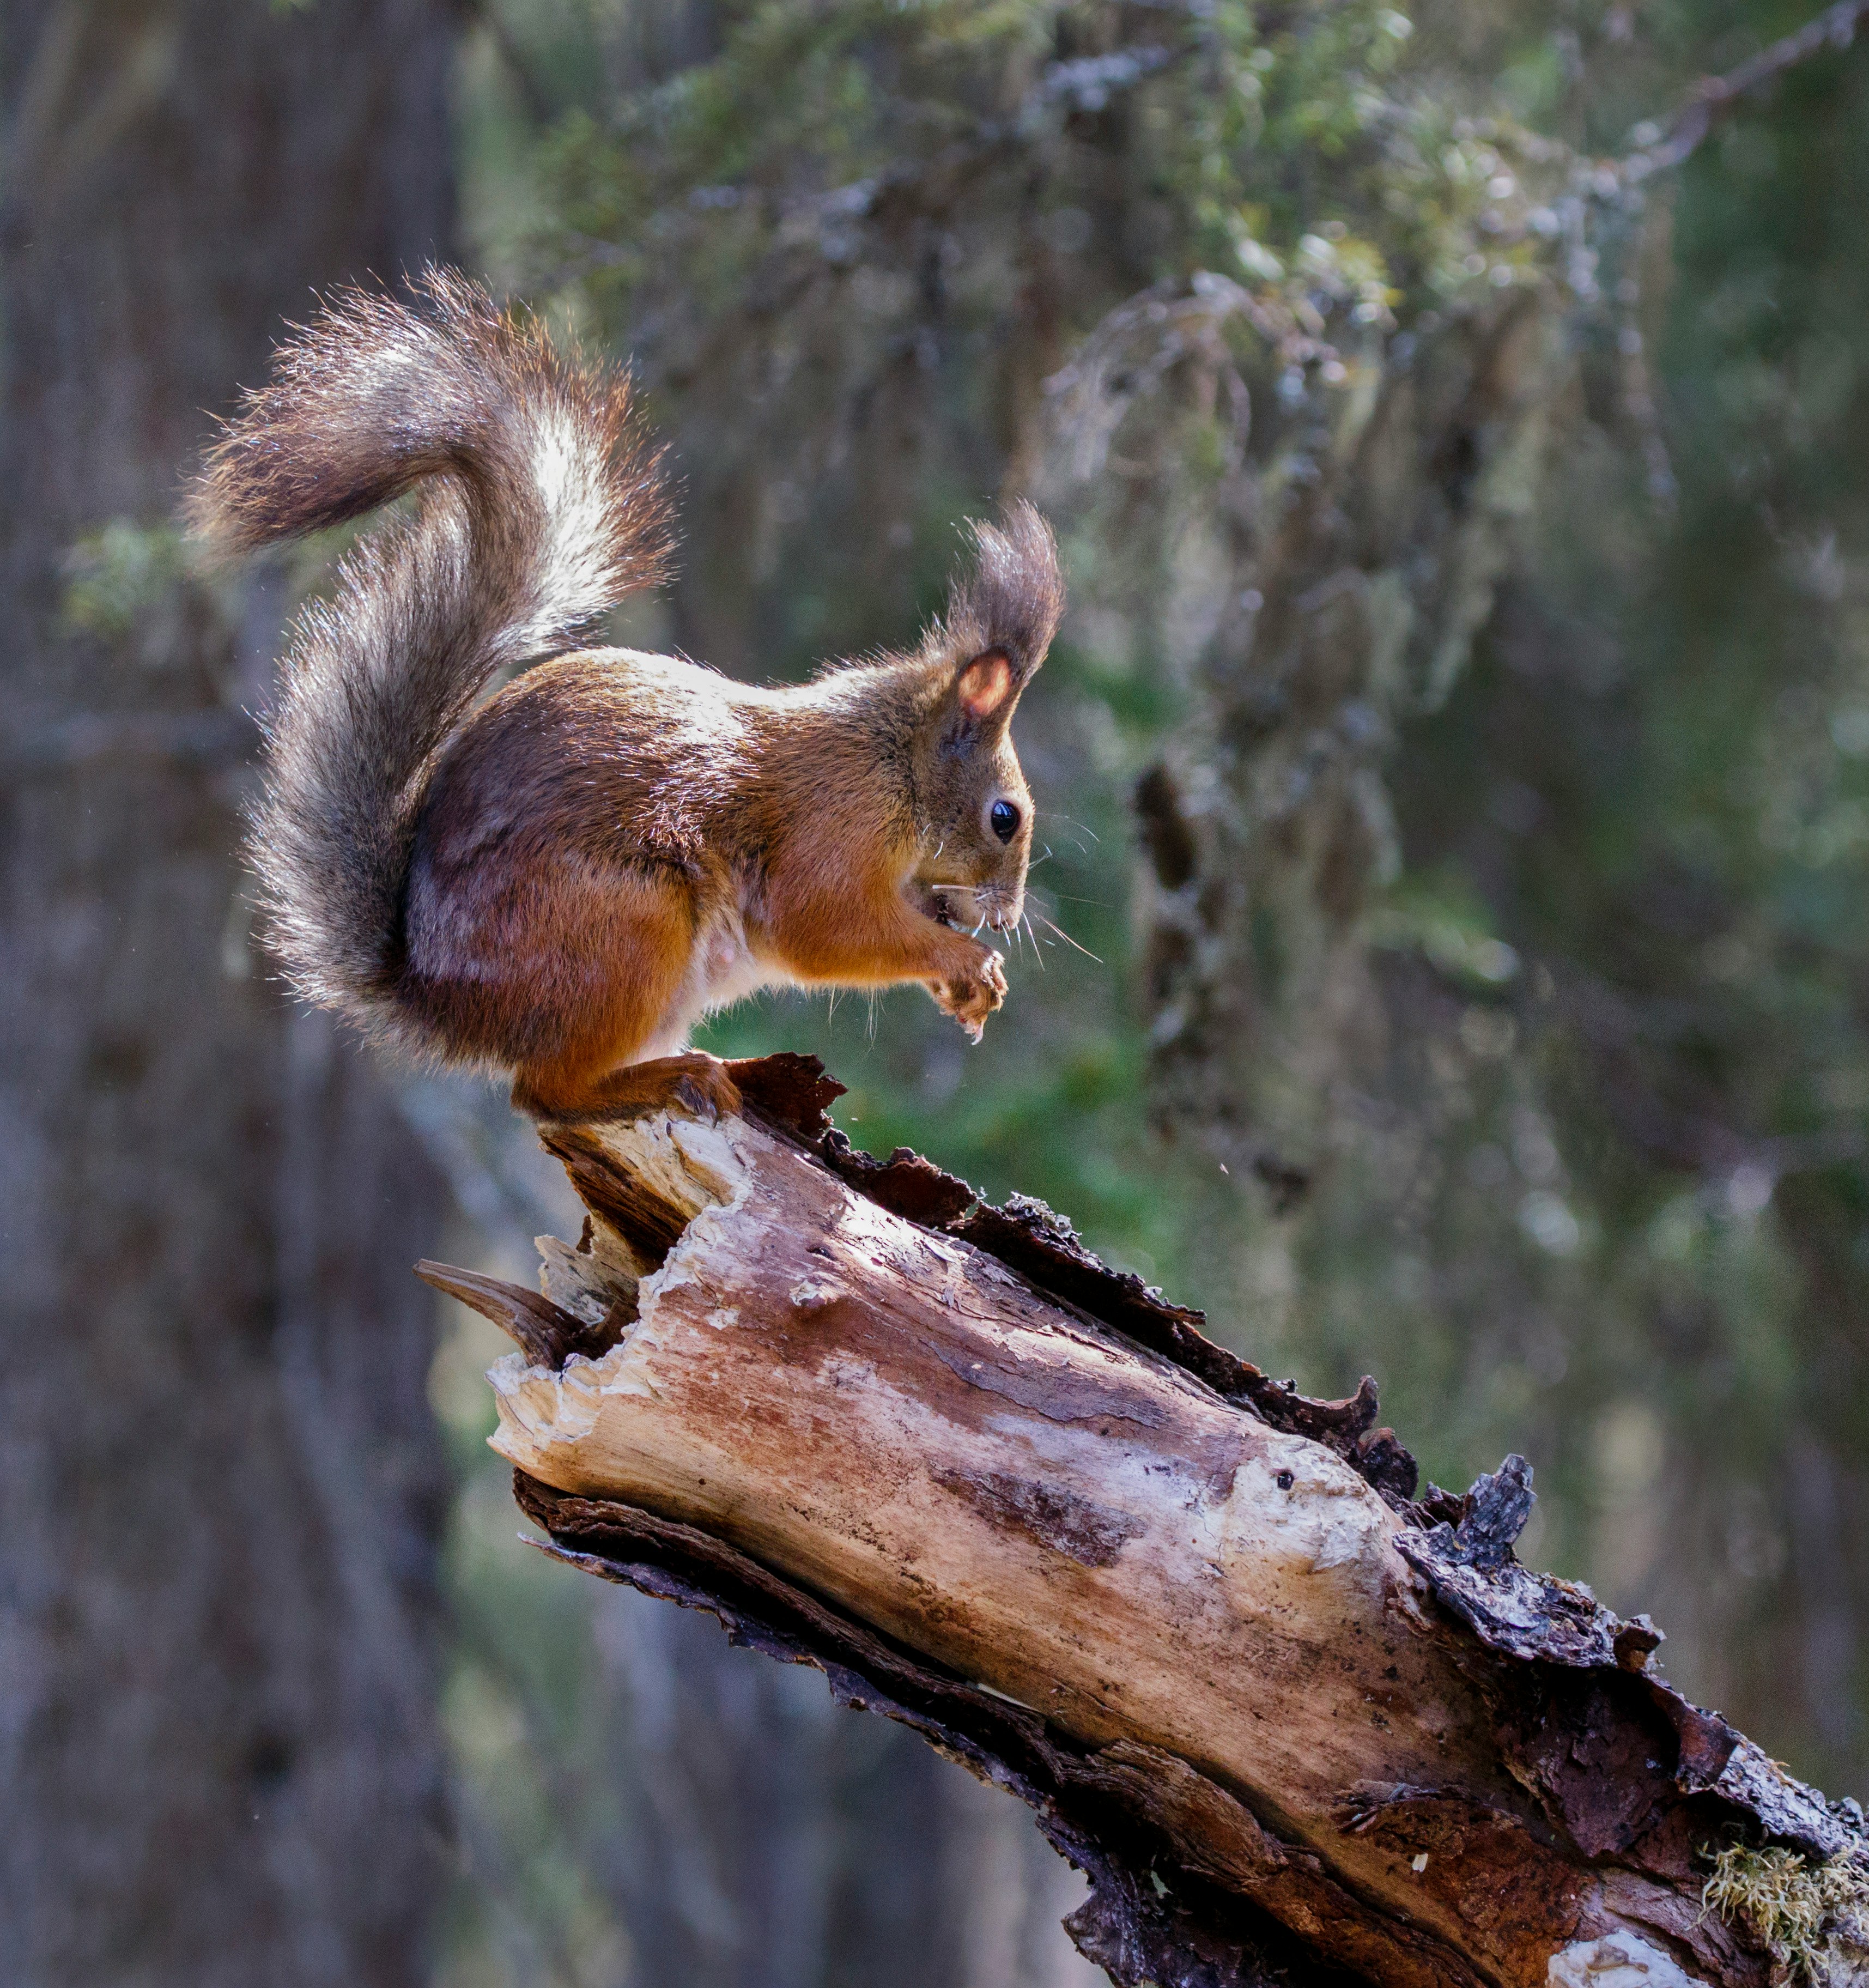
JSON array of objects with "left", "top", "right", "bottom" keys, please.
[{"left": 420, "top": 1053, "right": 1868, "bottom": 1988}]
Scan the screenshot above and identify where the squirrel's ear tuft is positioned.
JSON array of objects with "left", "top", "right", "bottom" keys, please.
[{"left": 942, "top": 501, "right": 1064, "bottom": 695}]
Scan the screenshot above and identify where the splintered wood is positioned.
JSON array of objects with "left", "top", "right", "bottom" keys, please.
[{"left": 421, "top": 1054, "right": 1866, "bottom": 1988}]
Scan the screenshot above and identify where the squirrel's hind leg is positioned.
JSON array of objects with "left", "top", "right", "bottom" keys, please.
[{"left": 503, "top": 864, "right": 739, "bottom": 1123}]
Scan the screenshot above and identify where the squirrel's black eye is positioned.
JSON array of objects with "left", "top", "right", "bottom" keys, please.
[{"left": 990, "top": 799, "right": 1020, "bottom": 845}]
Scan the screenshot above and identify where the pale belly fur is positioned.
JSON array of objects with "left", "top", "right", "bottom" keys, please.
[{"left": 637, "top": 898, "right": 793, "bottom": 1060}]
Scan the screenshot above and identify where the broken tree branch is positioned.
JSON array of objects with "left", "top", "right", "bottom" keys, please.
[
  {"left": 1624, "top": 0, "right": 1869, "bottom": 180},
  {"left": 422, "top": 1053, "right": 1869, "bottom": 1988}
]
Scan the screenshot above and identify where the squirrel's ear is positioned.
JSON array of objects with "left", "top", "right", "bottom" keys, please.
[
  {"left": 938, "top": 503, "right": 1061, "bottom": 726},
  {"left": 955, "top": 649, "right": 1015, "bottom": 722}
]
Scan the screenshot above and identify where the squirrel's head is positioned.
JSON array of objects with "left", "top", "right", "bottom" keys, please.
[{"left": 906, "top": 505, "right": 1064, "bottom": 937}]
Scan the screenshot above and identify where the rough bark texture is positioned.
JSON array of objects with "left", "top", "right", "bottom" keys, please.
[
  {"left": 437, "top": 1053, "right": 1868, "bottom": 1988},
  {"left": 0, "top": 8, "right": 454, "bottom": 1984}
]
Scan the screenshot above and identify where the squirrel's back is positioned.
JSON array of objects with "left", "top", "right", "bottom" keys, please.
[{"left": 189, "top": 270, "right": 671, "bottom": 1051}]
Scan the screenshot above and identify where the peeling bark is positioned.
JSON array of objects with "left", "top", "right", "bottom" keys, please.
[{"left": 424, "top": 1053, "right": 1867, "bottom": 1988}]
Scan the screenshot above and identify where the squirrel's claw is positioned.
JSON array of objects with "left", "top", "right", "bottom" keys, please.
[{"left": 931, "top": 947, "right": 1008, "bottom": 1040}]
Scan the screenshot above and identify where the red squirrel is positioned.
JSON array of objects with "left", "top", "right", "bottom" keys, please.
[{"left": 189, "top": 271, "right": 1064, "bottom": 1119}]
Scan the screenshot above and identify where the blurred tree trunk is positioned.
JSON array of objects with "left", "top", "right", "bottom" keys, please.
[
  {"left": 583, "top": 1583, "right": 1100, "bottom": 1988},
  {"left": 0, "top": 6, "right": 456, "bottom": 1985}
]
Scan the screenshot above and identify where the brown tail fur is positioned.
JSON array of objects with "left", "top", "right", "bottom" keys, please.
[{"left": 187, "top": 269, "right": 671, "bottom": 1043}]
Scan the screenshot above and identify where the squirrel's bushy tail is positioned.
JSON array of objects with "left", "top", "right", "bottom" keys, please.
[{"left": 189, "top": 268, "right": 671, "bottom": 1038}]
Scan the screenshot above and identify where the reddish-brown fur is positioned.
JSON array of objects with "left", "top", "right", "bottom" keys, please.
[
  {"left": 188, "top": 274, "right": 1064, "bottom": 1118},
  {"left": 408, "top": 645, "right": 1044, "bottom": 1117}
]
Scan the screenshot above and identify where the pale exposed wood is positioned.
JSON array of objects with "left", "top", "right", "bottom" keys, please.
[{"left": 430, "top": 1055, "right": 1867, "bottom": 1988}]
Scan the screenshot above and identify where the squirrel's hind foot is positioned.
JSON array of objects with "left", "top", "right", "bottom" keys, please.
[{"left": 512, "top": 1050, "right": 743, "bottom": 1127}]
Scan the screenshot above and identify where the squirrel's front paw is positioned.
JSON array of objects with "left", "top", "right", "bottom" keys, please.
[{"left": 931, "top": 949, "right": 1008, "bottom": 1043}]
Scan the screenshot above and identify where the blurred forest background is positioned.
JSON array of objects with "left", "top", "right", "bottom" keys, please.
[{"left": 5, "top": 0, "right": 1869, "bottom": 1983}]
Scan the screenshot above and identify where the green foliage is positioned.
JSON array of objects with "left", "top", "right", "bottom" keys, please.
[
  {"left": 60, "top": 519, "right": 191, "bottom": 643},
  {"left": 1362, "top": 2, "right": 1869, "bottom": 1775},
  {"left": 494, "top": 0, "right": 1569, "bottom": 389},
  {"left": 1370, "top": 868, "right": 1522, "bottom": 991}
]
